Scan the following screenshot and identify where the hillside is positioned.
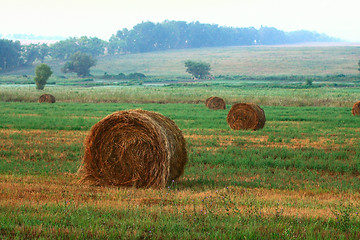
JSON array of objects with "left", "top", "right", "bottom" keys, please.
[
  {"left": 94, "top": 45, "right": 360, "bottom": 76},
  {"left": 1, "top": 45, "right": 360, "bottom": 77}
]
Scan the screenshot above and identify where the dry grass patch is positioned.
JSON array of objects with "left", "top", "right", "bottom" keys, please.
[
  {"left": 1, "top": 175, "right": 359, "bottom": 220},
  {"left": 184, "top": 133, "right": 355, "bottom": 150},
  {"left": 0, "top": 129, "right": 86, "bottom": 161},
  {"left": 15, "top": 113, "right": 41, "bottom": 117},
  {"left": 0, "top": 129, "right": 86, "bottom": 142}
]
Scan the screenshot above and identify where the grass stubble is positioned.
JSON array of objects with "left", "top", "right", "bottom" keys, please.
[
  {"left": 1, "top": 45, "right": 360, "bottom": 237},
  {"left": 0, "top": 101, "right": 360, "bottom": 239}
]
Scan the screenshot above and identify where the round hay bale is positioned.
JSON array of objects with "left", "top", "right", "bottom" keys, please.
[
  {"left": 38, "top": 94, "right": 55, "bottom": 103},
  {"left": 226, "top": 103, "right": 266, "bottom": 130},
  {"left": 352, "top": 101, "right": 360, "bottom": 115},
  {"left": 205, "top": 96, "right": 213, "bottom": 106},
  {"left": 205, "top": 96, "right": 226, "bottom": 110},
  {"left": 78, "top": 109, "right": 188, "bottom": 188}
]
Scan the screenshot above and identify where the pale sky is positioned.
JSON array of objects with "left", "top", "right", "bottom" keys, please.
[{"left": 0, "top": 0, "right": 359, "bottom": 42}]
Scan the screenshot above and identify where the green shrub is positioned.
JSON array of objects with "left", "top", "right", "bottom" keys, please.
[
  {"left": 34, "top": 64, "right": 52, "bottom": 90},
  {"left": 127, "top": 72, "right": 146, "bottom": 79}
]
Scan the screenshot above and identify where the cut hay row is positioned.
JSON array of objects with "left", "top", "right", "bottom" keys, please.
[
  {"left": 227, "top": 103, "right": 266, "bottom": 131},
  {"left": 78, "top": 109, "right": 188, "bottom": 188},
  {"left": 205, "top": 96, "right": 226, "bottom": 110},
  {"left": 38, "top": 94, "right": 56, "bottom": 103}
]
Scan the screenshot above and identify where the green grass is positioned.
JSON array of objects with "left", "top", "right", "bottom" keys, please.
[
  {"left": 1, "top": 102, "right": 359, "bottom": 191},
  {"left": 1, "top": 202, "right": 359, "bottom": 239},
  {"left": 1, "top": 84, "right": 360, "bottom": 107},
  {"left": 1, "top": 101, "right": 360, "bottom": 239},
  {"left": 1, "top": 45, "right": 360, "bottom": 238},
  {"left": 0, "top": 102, "right": 357, "bottom": 130}
]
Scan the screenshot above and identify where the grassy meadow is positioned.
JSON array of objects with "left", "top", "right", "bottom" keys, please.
[
  {"left": 1, "top": 45, "right": 360, "bottom": 239},
  {"left": 1, "top": 45, "right": 360, "bottom": 77},
  {"left": 94, "top": 45, "right": 360, "bottom": 76}
]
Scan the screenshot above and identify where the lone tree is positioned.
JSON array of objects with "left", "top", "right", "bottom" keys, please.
[
  {"left": 305, "top": 79, "right": 313, "bottom": 86},
  {"left": 184, "top": 60, "right": 211, "bottom": 79},
  {"left": 61, "top": 51, "right": 96, "bottom": 77},
  {"left": 34, "top": 63, "right": 52, "bottom": 90},
  {"left": 358, "top": 60, "right": 360, "bottom": 73}
]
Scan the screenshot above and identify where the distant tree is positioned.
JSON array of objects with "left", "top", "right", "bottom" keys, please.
[
  {"left": 38, "top": 44, "right": 50, "bottom": 63},
  {"left": 286, "top": 30, "right": 339, "bottom": 44},
  {"left": 127, "top": 72, "right": 146, "bottom": 79},
  {"left": 50, "top": 39, "right": 77, "bottom": 60},
  {"left": 111, "top": 20, "right": 338, "bottom": 54},
  {"left": 184, "top": 60, "right": 211, "bottom": 79},
  {"left": 107, "top": 34, "right": 126, "bottom": 55},
  {"left": 125, "top": 21, "right": 163, "bottom": 52},
  {"left": 161, "top": 20, "right": 189, "bottom": 49},
  {"left": 76, "top": 36, "right": 106, "bottom": 57},
  {"left": 257, "top": 26, "right": 286, "bottom": 45},
  {"left": 50, "top": 37, "right": 105, "bottom": 60},
  {"left": 34, "top": 63, "right": 52, "bottom": 90},
  {"left": 358, "top": 60, "right": 360, "bottom": 73},
  {"left": 305, "top": 79, "right": 313, "bottom": 86},
  {"left": 61, "top": 51, "right": 96, "bottom": 77},
  {"left": 22, "top": 44, "right": 41, "bottom": 66},
  {"left": 186, "top": 21, "right": 219, "bottom": 48},
  {"left": 0, "top": 39, "right": 22, "bottom": 71}
]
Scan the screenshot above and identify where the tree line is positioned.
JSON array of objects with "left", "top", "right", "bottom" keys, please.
[
  {"left": 108, "top": 21, "right": 338, "bottom": 53},
  {"left": 0, "top": 37, "right": 106, "bottom": 71},
  {"left": 0, "top": 20, "right": 339, "bottom": 71}
]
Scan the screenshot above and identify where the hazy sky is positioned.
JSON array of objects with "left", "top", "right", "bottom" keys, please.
[{"left": 1, "top": 0, "right": 359, "bottom": 42}]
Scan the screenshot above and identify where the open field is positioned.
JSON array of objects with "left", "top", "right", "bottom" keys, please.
[
  {"left": 94, "top": 45, "right": 360, "bottom": 76},
  {"left": 1, "top": 45, "right": 360, "bottom": 77},
  {"left": 1, "top": 101, "right": 360, "bottom": 239},
  {"left": 1, "top": 84, "right": 360, "bottom": 108},
  {"left": 1, "top": 45, "right": 360, "bottom": 238}
]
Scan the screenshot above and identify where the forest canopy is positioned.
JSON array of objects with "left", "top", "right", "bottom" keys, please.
[
  {"left": 108, "top": 20, "right": 339, "bottom": 54},
  {"left": 0, "top": 20, "right": 339, "bottom": 71}
]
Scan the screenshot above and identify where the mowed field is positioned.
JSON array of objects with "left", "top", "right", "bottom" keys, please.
[{"left": 1, "top": 45, "right": 360, "bottom": 239}]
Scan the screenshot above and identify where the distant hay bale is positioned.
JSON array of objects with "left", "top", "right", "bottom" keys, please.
[
  {"left": 205, "top": 96, "right": 226, "bottom": 110},
  {"left": 352, "top": 101, "right": 360, "bottom": 115},
  {"left": 78, "top": 109, "right": 188, "bottom": 188},
  {"left": 205, "top": 96, "right": 213, "bottom": 106},
  {"left": 38, "top": 94, "right": 55, "bottom": 103},
  {"left": 227, "top": 103, "right": 266, "bottom": 130}
]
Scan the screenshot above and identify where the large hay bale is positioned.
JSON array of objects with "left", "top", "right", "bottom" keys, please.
[
  {"left": 205, "top": 96, "right": 226, "bottom": 110},
  {"left": 38, "top": 94, "right": 55, "bottom": 103},
  {"left": 78, "top": 109, "right": 188, "bottom": 188},
  {"left": 226, "top": 103, "right": 266, "bottom": 130},
  {"left": 352, "top": 101, "right": 360, "bottom": 115}
]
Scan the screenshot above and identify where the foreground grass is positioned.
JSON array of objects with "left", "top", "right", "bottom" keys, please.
[
  {"left": 1, "top": 176, "right": 359, "bottom": 239},
  {"left": 0, "top": 102, "right": 360, "bottom": 238}
]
